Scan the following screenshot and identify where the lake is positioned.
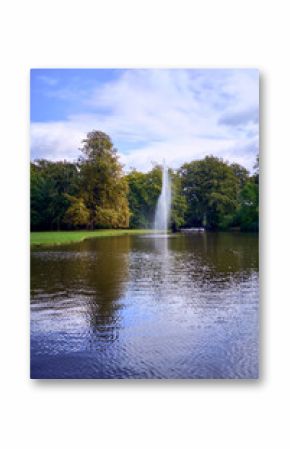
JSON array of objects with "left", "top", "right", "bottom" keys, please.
[{"left": 31, "top": 232, "right": 259, "bottom": 379}]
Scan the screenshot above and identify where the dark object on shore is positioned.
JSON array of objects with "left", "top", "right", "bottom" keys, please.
[
  {"left": 180, "top": 227, "right": 205, "bottom": 233},
  {"left": 171, "top": 222, "right": 179, "bottom": 233}
]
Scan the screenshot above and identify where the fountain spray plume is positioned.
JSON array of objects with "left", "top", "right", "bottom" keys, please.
[{"left": 154, "top": 160, "right": 172, "bottom": 232}]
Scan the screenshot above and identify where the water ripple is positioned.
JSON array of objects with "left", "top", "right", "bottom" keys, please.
[{"left": 31, "top": 233, "right": 259, "bottom": 379}]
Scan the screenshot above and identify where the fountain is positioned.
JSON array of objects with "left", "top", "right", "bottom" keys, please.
[{"left": 154, "top": 161, "right": 172, "bottom": 232}]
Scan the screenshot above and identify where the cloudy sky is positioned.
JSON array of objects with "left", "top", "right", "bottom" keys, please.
[{"left": 31, "top": 68, "right": 259, "bottom": 172}]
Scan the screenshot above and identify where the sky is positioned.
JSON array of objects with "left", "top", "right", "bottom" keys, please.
[{"left": 30, "top": 68, "right": 259, "bottom": 172}]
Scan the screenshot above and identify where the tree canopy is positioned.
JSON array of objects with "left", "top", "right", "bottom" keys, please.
[
  {"left": 180, "top": 156, "right": 240, "bottom": 229},
  {"left": 31, "top": 130, "right": 259, "bottom": 232},
  {"left": 78, "top": 131, "right": 129, "bottom": 229}
]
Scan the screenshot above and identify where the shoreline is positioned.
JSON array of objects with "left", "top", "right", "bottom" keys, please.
[{"left": 31, "top": 229, "right": 156, "bottom": 247}]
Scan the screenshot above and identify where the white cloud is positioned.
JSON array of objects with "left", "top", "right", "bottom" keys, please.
[
  {"left": 31, "top": 121, "right": 86, "bottom": 160},
  {"left": 31, "top": 69, "right": 259, "bottom": 171},
  {"left": 37, "top": 75, "right": 59, "bottom": 86}
]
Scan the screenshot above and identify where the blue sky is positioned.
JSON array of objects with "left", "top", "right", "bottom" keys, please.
[{"left": 31, "top": 68, "right": 259, "bottom": 172}]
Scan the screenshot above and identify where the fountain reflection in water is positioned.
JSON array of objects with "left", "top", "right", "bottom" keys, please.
[{"left": 154, "top": 161, "right": 171, "bottom": 232}]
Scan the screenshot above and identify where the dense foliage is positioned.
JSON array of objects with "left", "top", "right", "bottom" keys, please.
[
  {"left": 126, "top": 166, "right": 162, "bottom": 228},
  {"left": 180, "top": 155, "right": 259, "bottom": 230},
  {"left": 31, "top": 131, "right": 129, "bottom": 230},
  {"left": 31, "top": 130, "right": 259, "bottom": 232},
  {"left": 31, "top": 160, "right": 79, "bottom": 230}
]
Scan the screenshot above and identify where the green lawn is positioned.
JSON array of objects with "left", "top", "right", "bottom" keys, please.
[{"left": 31, "top": 229, "right": 155, "bottom": 246}]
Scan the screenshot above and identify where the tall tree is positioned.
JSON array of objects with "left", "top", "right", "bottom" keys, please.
[{"left": 78, "top": 131, "right": 129, "bottom": 228}]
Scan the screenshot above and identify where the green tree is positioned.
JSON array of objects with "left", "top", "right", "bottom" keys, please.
[
  {"left": 79, "top": 131, "right": 129, "bottom": 228},
  {"left": 238, "top": 181, "right": 259, "bottom": 231},
  {"left": 126, "top": 166, "right": 162, "bottom": 228},
  {"left": 180, "top": 156, "right": 240, "bottom": 229},
  {"left": 126, "top": 170, "right": 147, "bottom": 228},
  {"left": 236, "top": 156, "right": 259, "bottom": 231},
  {"left": 170, "top": 169, "right": 187, "bottom": 230},
  {"left": 30, "top": 160, "right": 79, "bottom": 230},
  {"left": 31, "top": 162, "right": 47, "bottom": 229},
  {"left": 230, "top": 163, "right": 249, "bottom": 189}
]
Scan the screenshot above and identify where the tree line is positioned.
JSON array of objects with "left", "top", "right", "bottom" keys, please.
[{"left": 31, "top": 130, "right": 259, "bottom": 232}]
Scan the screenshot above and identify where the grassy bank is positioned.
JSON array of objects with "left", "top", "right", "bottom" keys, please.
[{"left": 31, "top": 229, "right": 155, "bottom": 246}]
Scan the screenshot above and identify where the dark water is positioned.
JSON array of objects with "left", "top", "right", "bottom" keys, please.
[{"left": 31, "top": 232, "right": 259, "bottom": 379}]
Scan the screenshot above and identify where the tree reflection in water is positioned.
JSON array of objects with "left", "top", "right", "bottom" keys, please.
[{"left": 31, "top": 232, "right": 259, "bottom": 379}]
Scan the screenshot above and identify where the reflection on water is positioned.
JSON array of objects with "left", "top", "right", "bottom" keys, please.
[{"left": 31, "top": 233, "right": 259, "bottom": 379}]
